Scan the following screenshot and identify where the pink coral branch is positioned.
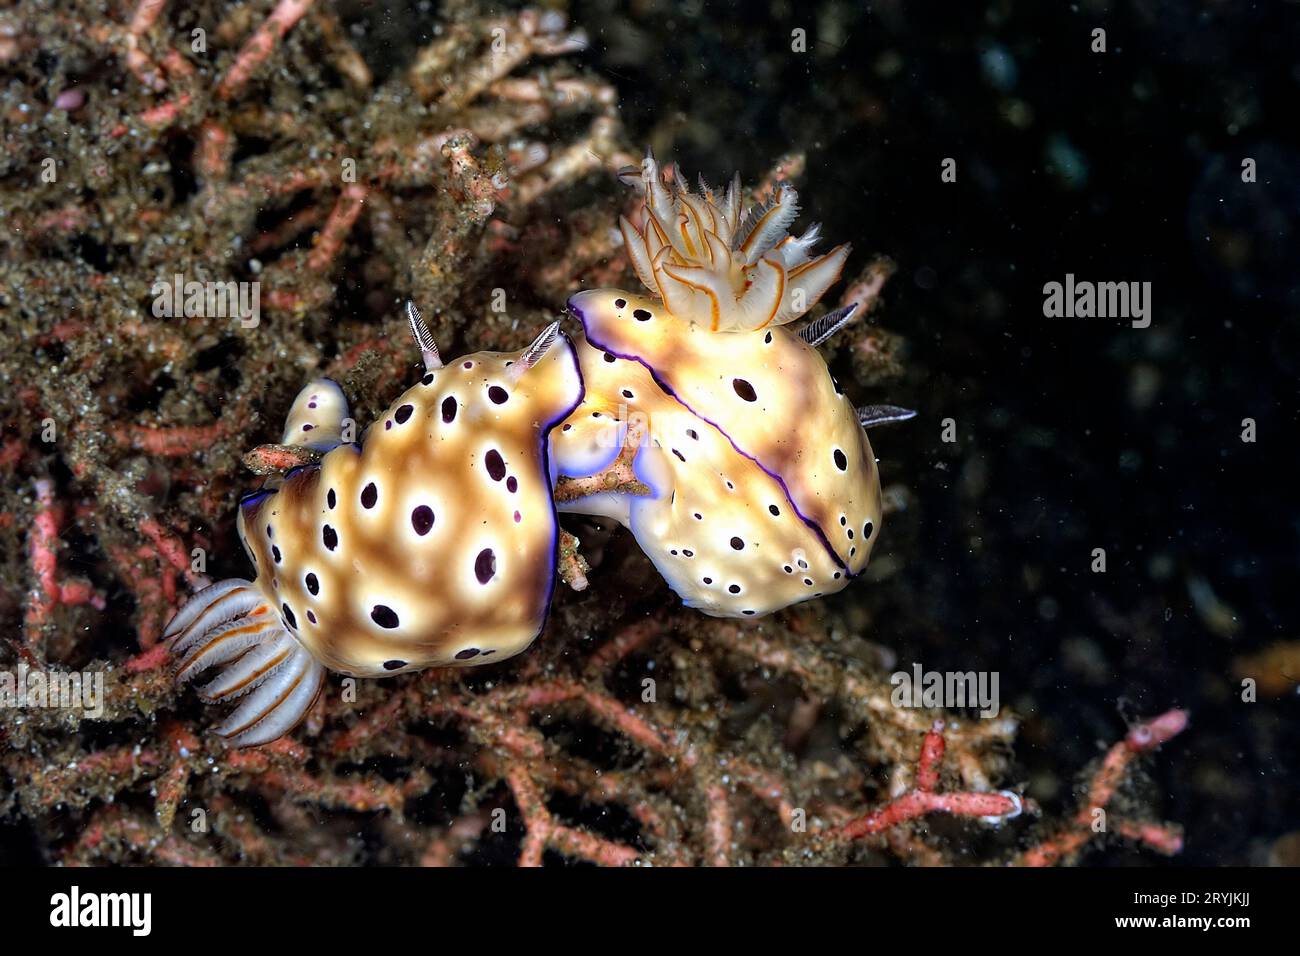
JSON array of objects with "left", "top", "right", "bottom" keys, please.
[
  {"left": 196, "top": 120, "right": 233, "bottom": 182},
  {"left": 23, "top": 479, "right": 60, "bottom": 651},
  {"left": 1015, "top": 709, "right": 1188, "bottom": 866},
  {"left": 113, "top": 421, "right": 228, "bottom": 456},
  {"left": 125, "top": 0, "right": 170, "bottom": 92},
  {"left": 915, "top": 719, "right": 946, "bottom": 792},
  {"left": 505, "top": 765, "right": 640, "bottom": 867},
  {"left": 139, "top": 517, "right": 202, "bottom": 586},
  {"left": 139, "top": 93, "right": 192, "bottom": 129},
  {"left": 831, "top": 720, "right": 1021, "bottom": 841},
  {"left": 836, "top": 790, "right": 1019, "bottom": 840},
  {"left": 217, "top": 0, "right": 316, "bottom": 101},
  {"left": 307, "top": 183, "right": 369, "bottom": 273},
  {"left": 23, "top": 480, "right": 106, "bottom": 654}
]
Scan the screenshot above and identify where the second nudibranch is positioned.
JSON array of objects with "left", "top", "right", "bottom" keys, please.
[
  {"left": 164, "top": 308, "right": 583, "bottom": 746},
  {"left": 552, "top": 155, "right": 910, "bottom": 618}
]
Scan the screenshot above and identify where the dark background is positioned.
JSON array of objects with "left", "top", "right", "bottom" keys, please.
[
  {"left": 4, "top": 0, "right": 1291, "bottom": 867},
  {"left": 560, "top": 0, "right": 1300, "bottom": 864}
]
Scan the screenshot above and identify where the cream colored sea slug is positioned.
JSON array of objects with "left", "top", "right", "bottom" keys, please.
[
  {"left": 164, "top": 308, "right": 584, "bottom": 746},
  {"left": 553, "top": 155, "right": 911, "bottom": 617}
]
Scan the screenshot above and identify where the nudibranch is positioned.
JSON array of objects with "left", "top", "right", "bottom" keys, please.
[
  {"left": 553, "top": 155, "right": 911, "bottom": 617},
  {"left": 164, "top": 307, "right": 584, "bottom": 746}
]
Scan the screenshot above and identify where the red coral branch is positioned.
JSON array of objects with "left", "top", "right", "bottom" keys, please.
[
  {"left": 23, "top": 480, "right": 106, "bottom": 655},
  {"left": 196, "top": 120, "right": 233, "bottom": 182},
  {"left": 830, "top": 720, "right": 1022, "bottom": 841},
  {"left": 112, "top": 421, "right": 228, "bottom": 456},
  {"left": 307, "top": 183, "right": 369, "bottom": 273},
  {"left": 23, "top": 479, "right": 60, "bottom": 652},
  {"left": 1015, "top": 709, "right": 1188, "bottom": 866},
  {"left": 139, "top": 516, "right": 202, "bottom": 585},
  {"left": 915, "top": 718, "right": 946, "bottom": 792},
  {"left": 124, "top": 0, "right": 170, "bottom": 91},
  {"left": 217, "top": 0, "right": 316, "bottom": 101},
  {"left": 505, "top": 765, "right": 640, "bottom": 867}
]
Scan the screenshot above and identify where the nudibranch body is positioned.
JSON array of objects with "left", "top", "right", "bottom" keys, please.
[
  {"left": 553, "top": 156, "right": 900, "bottom": 617},
  {"left": 165, "top": 312, "right": 583, "bottom": 746}
]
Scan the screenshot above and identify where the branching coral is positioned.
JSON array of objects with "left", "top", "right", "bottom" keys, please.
[
  {"left": 1, "top": 0, "right": 633, "bottom": 658},
  {"left": 5, "top": 600, "right": 1184, "bottom": 866},
  {"left": 0, "top": 1, "right": 1183, "bottom": 866}
]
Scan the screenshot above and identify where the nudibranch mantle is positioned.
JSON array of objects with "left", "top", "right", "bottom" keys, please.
[
  {"left": 552, "top": 156, "right": 887, "bottom": 617},
  {"left": 165, "top": 316, "right": 583, "bottom": 746},
  {"left": 554, "top": 329, "right": 853, "bottom": 618},
  {"left": 570, "top": 288, "right": 881, "bottom": 576}
]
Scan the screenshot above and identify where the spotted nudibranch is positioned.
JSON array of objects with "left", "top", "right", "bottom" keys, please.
[
  {"left": 164, "top": 308, "right": 583, "bottom": 746},
  {"left": 552, "top": 155, "right": 912, "bottom": 618}
]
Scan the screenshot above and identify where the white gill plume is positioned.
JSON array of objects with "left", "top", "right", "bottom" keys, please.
[{"left": 617, "top": 153, "right": 850, "bottom": 332}]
